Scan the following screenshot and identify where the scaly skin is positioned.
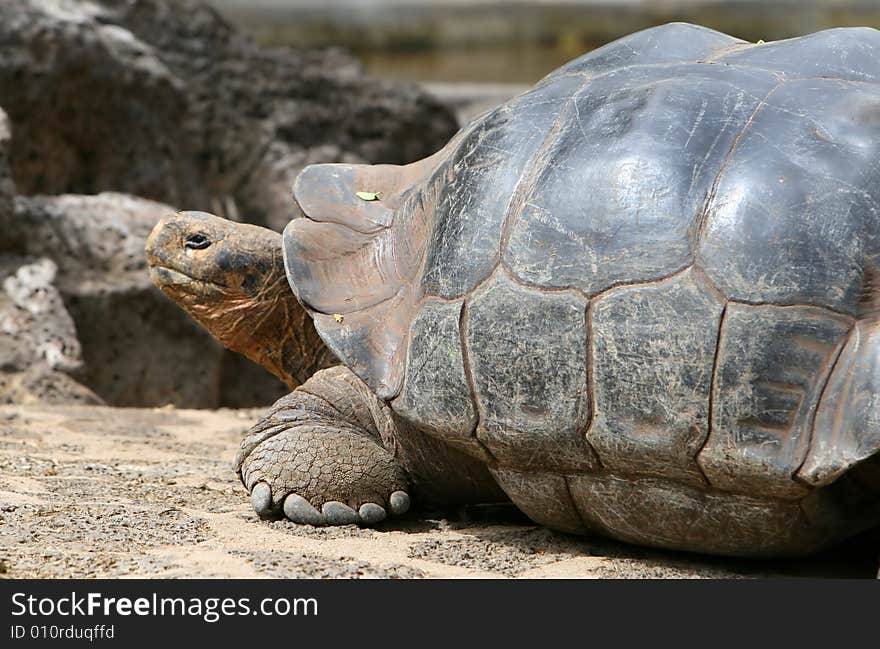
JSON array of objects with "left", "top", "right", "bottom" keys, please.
[
  {"left": 146, "top": 211, "right": 335, "bottom": 387},
  {"left": 146, "top": 212, "right": 505, "bottom": 526},
  {"left": 236, "top": 366, "right": 412, "bottom": 523},
  {"left": 236, "top": 365, "right": 506, "bottom": 524}
]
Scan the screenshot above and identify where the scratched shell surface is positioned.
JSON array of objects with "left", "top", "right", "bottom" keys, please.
[
  {"left": 396, "top": 23, "right": 880, "bottom": 486},
  {"left": 287, "top": 24, "right": 880, "bottom": 551}
]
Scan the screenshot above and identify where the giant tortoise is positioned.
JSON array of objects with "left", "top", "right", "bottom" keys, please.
[{"left": 146, "top": 23, "right": 880, "bottom": 557}]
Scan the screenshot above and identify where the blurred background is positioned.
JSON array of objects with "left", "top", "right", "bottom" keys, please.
[
  {"left": 209, "top": 0, "right": 880, "bottom": 123},
  {"left": 1, "top": 0, "right": 878, "bottom": 410},
  {"left": 211, "top": 0, "right": 880, "bottom": 83}
]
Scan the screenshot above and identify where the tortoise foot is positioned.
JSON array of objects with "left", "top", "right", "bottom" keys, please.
[
  {"left": 238, "top": 419, "right": 411, "bottom": 526},
  {"left": 235, "top": 373, "right": 411, "bottom": 527}
]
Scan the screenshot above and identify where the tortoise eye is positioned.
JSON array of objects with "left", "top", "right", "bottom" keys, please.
[{"left": 185, "top": 233, "right": 210, "bottom": 250}]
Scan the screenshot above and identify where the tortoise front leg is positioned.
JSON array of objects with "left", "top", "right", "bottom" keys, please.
[{"left": 236, "top": 366, "right": 411, "bottom": 525}]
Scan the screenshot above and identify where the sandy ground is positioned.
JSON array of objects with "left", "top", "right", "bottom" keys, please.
[{"left": 0, "top": 404, "right": 876, "bottom": 579}]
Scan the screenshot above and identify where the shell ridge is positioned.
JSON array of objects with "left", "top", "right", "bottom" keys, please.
[{"left": 692, "top": 82, "right": 784, "bottom": 252}]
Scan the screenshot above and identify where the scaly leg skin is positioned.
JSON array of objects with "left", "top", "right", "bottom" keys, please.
[{"left": 235, "top": 366, "right": 411, "bottom": 525}]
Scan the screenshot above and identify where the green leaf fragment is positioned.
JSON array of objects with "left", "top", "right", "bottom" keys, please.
[{"left": 355, "top": 191, "right": 382, "bottom": 201}]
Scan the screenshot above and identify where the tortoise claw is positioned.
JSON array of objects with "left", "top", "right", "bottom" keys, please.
[
  {"left": 283, "top": 493, "right": 326, "bottom": 525},
  {"left": 251, "top": 482, "right": 274, "bottom": 519},
  {"left": 273, "top": 493, "right": 395, "bottom": 527},
  {"left": 322, "top": 501, "right": 360, "bottom": 525},
  {"left": 388, "top": 491, "right": 411, "bottom": 516},
  {"left": 358, "top": 503, "right": 387, "bottom": 524}
]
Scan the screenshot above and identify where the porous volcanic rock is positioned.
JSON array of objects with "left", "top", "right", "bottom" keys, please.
[
  {"left": 0, "top": 0, "right": 457, "bottom": 406},
  {"left": 0, "top": 0, "right": 457, "bottom": 231},
  {"left": 9, "top": 192, "right": 286, "bottom": 407},
  {"left": 0, "top": 106, "right": 99, "bottom": 404}
]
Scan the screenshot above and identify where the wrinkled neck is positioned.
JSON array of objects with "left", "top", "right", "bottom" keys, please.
[{"left": 188, "top": 269, "right": 331, "bottom": 389}]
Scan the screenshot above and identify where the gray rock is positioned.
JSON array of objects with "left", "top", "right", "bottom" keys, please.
[
  {"left": 0, "top": 365, "right": 102, "bottom": 406},
  {"left": 0, "top": 1, "right": 198, "bottom": 209},
  {"left": 0, "top": 108, "right": 14, "bottom": 229},
  {"left": 0, "top": 256, "right": 80, "bottom": 375},
  {"left": 0, "top": 254, "right": 102, "bottom": 405},
  {"left": 9, "top": 192, "right": 286, "bottom": 407},
  {"left": 0, "top": 0, "right": 457, "bottom": 232},
  {"left": 0, "top": 107, "right": 101, "bottom": 405}
]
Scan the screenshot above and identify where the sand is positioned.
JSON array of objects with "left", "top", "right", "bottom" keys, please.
[{"left": 0, "top": 404, "right": 875, "bottom": 579}]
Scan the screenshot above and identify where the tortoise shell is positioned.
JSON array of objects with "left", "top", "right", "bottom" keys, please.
[{"left": 284, "top": 23, "right": 880, "bottom": 555}]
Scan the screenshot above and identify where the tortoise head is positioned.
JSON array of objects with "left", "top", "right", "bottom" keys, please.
[
  {"left": 146, "top": 211, "right": 330, "bottom": 388},
  {"left": 146, "top": 211, "right": 283, "bottom": 304}
]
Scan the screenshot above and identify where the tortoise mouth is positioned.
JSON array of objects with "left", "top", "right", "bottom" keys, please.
[{"left": 149, "top": 266, "right": 228, "bottom": 297}]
